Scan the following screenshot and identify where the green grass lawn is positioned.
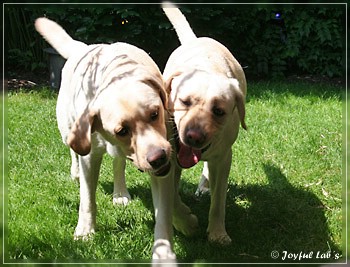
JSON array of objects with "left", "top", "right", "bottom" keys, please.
[{"left": 5, "top": 81, "right": 344, "bottom": 264}]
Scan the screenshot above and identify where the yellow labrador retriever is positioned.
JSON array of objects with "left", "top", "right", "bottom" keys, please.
[
  {"left": 35, "top": 17, "right": 176, "bottom": 260},
  {"left": 162, "top": 5, "right": 247, "bottom": 245}
]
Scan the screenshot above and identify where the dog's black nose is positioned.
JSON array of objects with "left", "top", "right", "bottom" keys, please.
[
  {"left": 147, "top": 148, "right": 167, "bottom": 168},
  {"left": 185, "top": 129, "right": 206, "bottom": 148}
]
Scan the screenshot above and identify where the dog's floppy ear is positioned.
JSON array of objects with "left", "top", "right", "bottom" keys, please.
[
  {"left": 67, "top": 109, "right": 100, "bottom": 156},
  {"left": 236, "top": 91, "right": 247, "bottom": 130},
  {"left": 143, "top": 78, "right": 168, "bottom": 109},
  {"left": 159, "top": 85, "right": 168, "bottom": 109},
  {"left": 231, "top": 79, "right": 247, "bottom": 130},
  {"left": 165, "top": 71, "right": 183, "bottom": 95}
]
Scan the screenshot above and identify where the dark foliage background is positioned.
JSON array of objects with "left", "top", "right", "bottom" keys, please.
[{"left": 5, "top": 4, "right": 346, "bottom": 80}]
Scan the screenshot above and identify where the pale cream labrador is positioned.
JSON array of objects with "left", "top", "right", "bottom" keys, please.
[
  {"left": 162, "top": 5, "right": 247, "bottom": 245},
  {"left": 35, "top": 17, "right": 176, "bottom": 260}
]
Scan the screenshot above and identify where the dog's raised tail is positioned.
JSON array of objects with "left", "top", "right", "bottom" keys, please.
[
  {"left": 35, "top": 17, "right": 87, "bottom": 59},
  {"left": 162, "top": 2, "right": 197, "bottom": 44}
]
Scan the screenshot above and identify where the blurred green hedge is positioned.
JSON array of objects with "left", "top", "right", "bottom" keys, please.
[{"left": 5, "top": 4, "right": 345, "bottom": 79}]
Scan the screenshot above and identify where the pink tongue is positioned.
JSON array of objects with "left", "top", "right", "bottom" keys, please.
[{"left": 177, "top": 143, "right": 201, "bottom": 168}]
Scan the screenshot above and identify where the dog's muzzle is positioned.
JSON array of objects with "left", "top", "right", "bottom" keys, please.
[
  {"left": 153, "top": 162, "right": 171, "bottom": 177},
  {"left": 173, "top": 123, "right": 210, "bottom": 169}
]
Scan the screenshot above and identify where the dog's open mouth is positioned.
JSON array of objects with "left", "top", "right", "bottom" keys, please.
[
  {"left": 177, "top": 143, "right": 201, "bottom": 168},
  {"left": 140, "top": 163, "right": 171, "bottom": 177},
  {"left": 174, "top": 127, "right": 210, "bottom": 169},
  {"left": 153, "top": 162, "right": 171, "bottom": 177}
]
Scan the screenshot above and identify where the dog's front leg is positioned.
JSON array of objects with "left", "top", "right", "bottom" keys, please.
[
  {"left": 74, "top": 149, "right": 103, "bottom": 240},
  {"left": 112, "top": 157, "right": 131, "bottom": 205},
  {"left": 150, "top": 172, "right": 176, "bottom": 261},
  {"left": 173, "top": 165, "right": 198, "bottom": 236},
  {"left": 207, "top": 150, "right": 232, "bottom": 245}
]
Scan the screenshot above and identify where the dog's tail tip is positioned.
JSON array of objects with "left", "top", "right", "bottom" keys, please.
[
  {"left": 161, "top": 1, "right": 176, "bottom": 9},
  {"left": 35, "top": 17, "right": 85, "bottom": 59},
  {"left": 161, "top": 2, "right": 197, "bottom": 45},
  {"left": 34, "top": 17, "right": 51, "bottom": 35}
]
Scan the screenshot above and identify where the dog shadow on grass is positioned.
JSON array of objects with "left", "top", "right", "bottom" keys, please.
[
  {"left": 101, "top": 162, "right": 342, "bottom": 264},
  {"left": 172, "top": 162, "right": 342, "bottom": 264}
]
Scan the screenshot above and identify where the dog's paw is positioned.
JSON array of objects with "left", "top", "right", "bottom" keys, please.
[
  {"left": 113, "top": 192, "right": 131, "bottom": 206},
  {"left": 208, "top": 231, "right": 232, "bottom": 246},
  {"left": 173, "top": 213, "right": 199, "bottom": 237},
  {"left": 73, "top": 226, "right": 95, "bottom": 241},
  {"left": 173, "top": 201, "right": 199, "bottom": 236},
  {"left": 113, "top": 196, "right": 130, "bottom": 206},
  {"left": 152, "top": 239, "right": 176, "bottom": 260},
  {"left": 71, "top": 175, "right": 79, "bottom": 183},
  {"left": 195, "top": 186, "right": 210, "bottom": 197},
  {"left": 74, "top": 211, "right": 96, "bottom": 240},
  {"left": 195, "top": 175, "right": 210, "bottom": 197}
]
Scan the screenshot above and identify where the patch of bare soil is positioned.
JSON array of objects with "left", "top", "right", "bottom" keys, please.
[
  {"left": 7, "top": 69, "right": 50, "bottom": 90},
  {"left": 285, "top": 74, "right": 344, "bottom": 87}
]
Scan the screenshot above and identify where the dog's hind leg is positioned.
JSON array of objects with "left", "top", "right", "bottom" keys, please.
[
  {"left": 195, "top": 161, "right": 210, "bottom": 196},
  {"left": 70, "top": 149, "right": 80, "bottom": 182},
  {"left": 112, "top": 157, "right": 131, "bottom": 206}
]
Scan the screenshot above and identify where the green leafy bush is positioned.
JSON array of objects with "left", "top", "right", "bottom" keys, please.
[
  {"left": 183, "top": 6, "right": 345, "bottom": 79},
  {"left": 282, "top": 7, "right": 344, "bottom": 78},
  {"left": 5, "top": 5, "right": 345, "bottom": 79},
  {"left": 6, "top": 7, "right": 46, "bottom": 72}
]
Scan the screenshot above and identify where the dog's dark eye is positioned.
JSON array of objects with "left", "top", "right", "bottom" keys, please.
[
  {"left": 180, "top": 98, "right": 192, "bottom": 107},
  {"left": 116, "top": 127, "right": 129, "bottom": 137},
  {"left": 212, "top": 107, "right": 225, "bottom": 117},
  {"left": 150, "top": 111, "right": 159, "bottom": 121}
]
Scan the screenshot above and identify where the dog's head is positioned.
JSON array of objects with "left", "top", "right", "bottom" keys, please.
[
  {"left": 67, "top": 77, "right": 172, "bottom": 177},
  {"left": 166, "top": 69, "right": 246, "bottom": 168}
]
